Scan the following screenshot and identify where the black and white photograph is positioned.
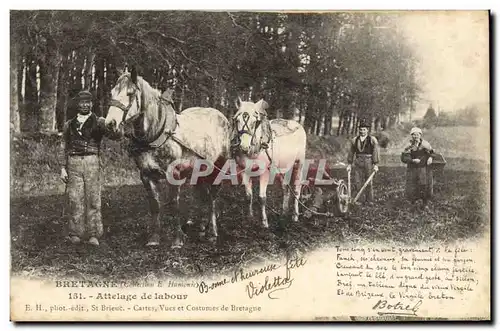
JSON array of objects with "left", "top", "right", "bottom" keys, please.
[{"left": 9, "top": 9, "right": 490, "bottom": 321}]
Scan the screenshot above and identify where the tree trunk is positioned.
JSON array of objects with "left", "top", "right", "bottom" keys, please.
[
  {"left": 345, "top": 114, "right": 351, "bottom": 135},
  {"left": 303, "top": 114, "right": 312, "bottom": 134},
  {"left": 305, "top": 94, "right": 317, "bottom": 134},
  {"left": 104, "top": 57, "right": 119, "bottom": 116},
  {"left": 337, "top": 112, "right": 343, "bottom": 136},
  {"left": 179, "top": 84, "right": 185, "bottom": 112},
  {"left": 374, "top": 117, "right": 380, "bottom": 132},
  {"left": 23, "top": 51, "right": 38, "bottom": 132},
  {"left": 380, "top": 116, "right": 387, "bottom": 130},
  {"left": 315, "top": 116, "right": 322, "bottom": 136},
  {"left": 72, "top": 51, "right": 84, "bottom": 96},
  {"left": 39, "top": 38, "right": 61, "bottom": 133},
  {"left": 106, "top": 58, "right": 118, "bottom": 92},
  {"left": 56, "top": 52, "right": 70, "bottom": 130},
  {"left": 16, "top": 55, "right": 24, "bottom": 132},
  {"left": 208, "top": 91, "right": 216, "bottom": 108},
  {"left": 174, "top": 68, "right": 185, "bottom": 111},
  {"left": 323, "top": 115, "right": 332, "bottom": 136},
  {"left": 196, "top": 93, "right": 205, "bottom": 108},
  {"left": 83, "top": 48, "right": 95, "bottom": 90},
  {"left": 95, "top": 55, "right": 105, "bottom": 116},
  {"left": 156, "top": 69, "right": 163, "bottom": 90},
  {"left": 252, "top": 82, "right": 262, "bottom": 101},
  {"left": 17, "top": 57, "right": 24, "bottom": 108},
  {"left": 324, "top": 101, "right": 335, "bottom": 136},
  {"left": 351, "top": 110, "right": 358, "bottom": 134},
  {"left": 389, "top": 115, "right": 397, "bottom": 128},
  {"left": 351, "top": 115, "right": 358, "bottom": 134},
  {"left": 10, "top": 42, "right": 20, "bottom": 133}
]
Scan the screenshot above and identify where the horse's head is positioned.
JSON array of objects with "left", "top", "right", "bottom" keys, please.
[
  {"left": 105, "top": 68, "right": 143, "bottom": 139},
  {"left": 231, "top": 98, "right": 269, "bottom": 156}
]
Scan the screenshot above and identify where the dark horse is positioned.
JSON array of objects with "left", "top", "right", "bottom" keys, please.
[{"left": 105, "top": 68, "right": 232, "bottom": 247}]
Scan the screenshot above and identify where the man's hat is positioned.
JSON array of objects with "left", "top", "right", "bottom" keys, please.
[
  {"left": 359, "top": 120, "right": 370, "bottom": 128},
  {"left": 75, "top": 90, "right": 93, "bottom": 101}
]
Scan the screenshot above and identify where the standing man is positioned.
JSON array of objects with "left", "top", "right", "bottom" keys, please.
[
  {"left": 60, "top": 90, "right": 107, "bottom": 246},
  {"left": 401, "top": 127, "right": 434, "bottom": 209},
  {"left": 346, "top": 120, "right": 380, "bottom": 205}
]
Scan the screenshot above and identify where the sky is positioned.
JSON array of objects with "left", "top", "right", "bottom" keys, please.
[{"left": 396, "top": 11, "right": 489, "bottom": 117}]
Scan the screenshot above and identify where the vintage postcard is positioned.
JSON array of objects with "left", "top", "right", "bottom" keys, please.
[{"left": 9, "top": 10, "right": 490, "bottom": 321}]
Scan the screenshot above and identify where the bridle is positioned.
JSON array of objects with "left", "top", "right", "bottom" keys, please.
[
  {"left": 108, "top": 84, "right": 142, "bottom": 126},
  {"left": 108, "top": 81, "right": 173, "bottom": 145},
  {"left": 231, "top": 111, "right": 263, "bottom": 149}
]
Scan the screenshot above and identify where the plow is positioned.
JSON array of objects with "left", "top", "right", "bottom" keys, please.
[{"left": 299, "top": 163, "right": 377, "bottom": 218}]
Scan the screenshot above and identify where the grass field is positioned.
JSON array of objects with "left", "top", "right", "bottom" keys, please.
[
  {"left": 381, "top": 125, "right": 490, "bottom": 162},
  {"left": 10, "top": 125, "right": 490, "bottom": 281}
]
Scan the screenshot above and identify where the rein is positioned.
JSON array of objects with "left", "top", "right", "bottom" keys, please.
[
  {"left": 109, "top": 94, "right": 141, "bottom": 124},
  {"left": 109, "top": 83, "right": 176, "bottom": 148}
]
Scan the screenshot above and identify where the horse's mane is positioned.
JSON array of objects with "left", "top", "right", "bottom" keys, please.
[{"left": 137, "top": 76, "right": 161, "bottom": 111}]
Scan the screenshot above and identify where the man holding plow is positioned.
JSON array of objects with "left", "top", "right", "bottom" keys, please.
[{"left": 346, "top": 120, "right": 380, "bottom": 205}]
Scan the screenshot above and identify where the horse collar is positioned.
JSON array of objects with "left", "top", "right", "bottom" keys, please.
[{"left": 147, "top": 98, "right": 178, "bottom": 149}]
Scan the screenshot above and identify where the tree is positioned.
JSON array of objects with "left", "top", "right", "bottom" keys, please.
[
  {"left": 10, "top": 10, "right": 421, "bottom": 137},
  {"left": 10, "top": 28, "right": 20, "bottom": 133},
  {"left": 423, "top": 104, "right": 438, "bottom": 128}
]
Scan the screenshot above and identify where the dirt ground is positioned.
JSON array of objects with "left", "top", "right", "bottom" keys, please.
[{"left": 10, "top": 158, "right": 490, "bottom": 282}]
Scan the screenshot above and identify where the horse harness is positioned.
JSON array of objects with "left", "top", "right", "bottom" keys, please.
[
  {"left": 232, "top": 112, "right": 263, "bottom": 148},
  {"left": 232, "top": 111, "right": 274, "bottom": 163},
  {"left": 108, "top": 91, "right": 141, "bottom": 125},
  {"left": 109, "top": 85, "right": 206, "bottom": 158}
]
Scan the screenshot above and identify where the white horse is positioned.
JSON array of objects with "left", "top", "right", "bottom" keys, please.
[
  {"left": 104, "top": 68, "right": 231, "bottom": 247},
  {"left": 231, "top": 99, "right": 307, "bottom": 226}
]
